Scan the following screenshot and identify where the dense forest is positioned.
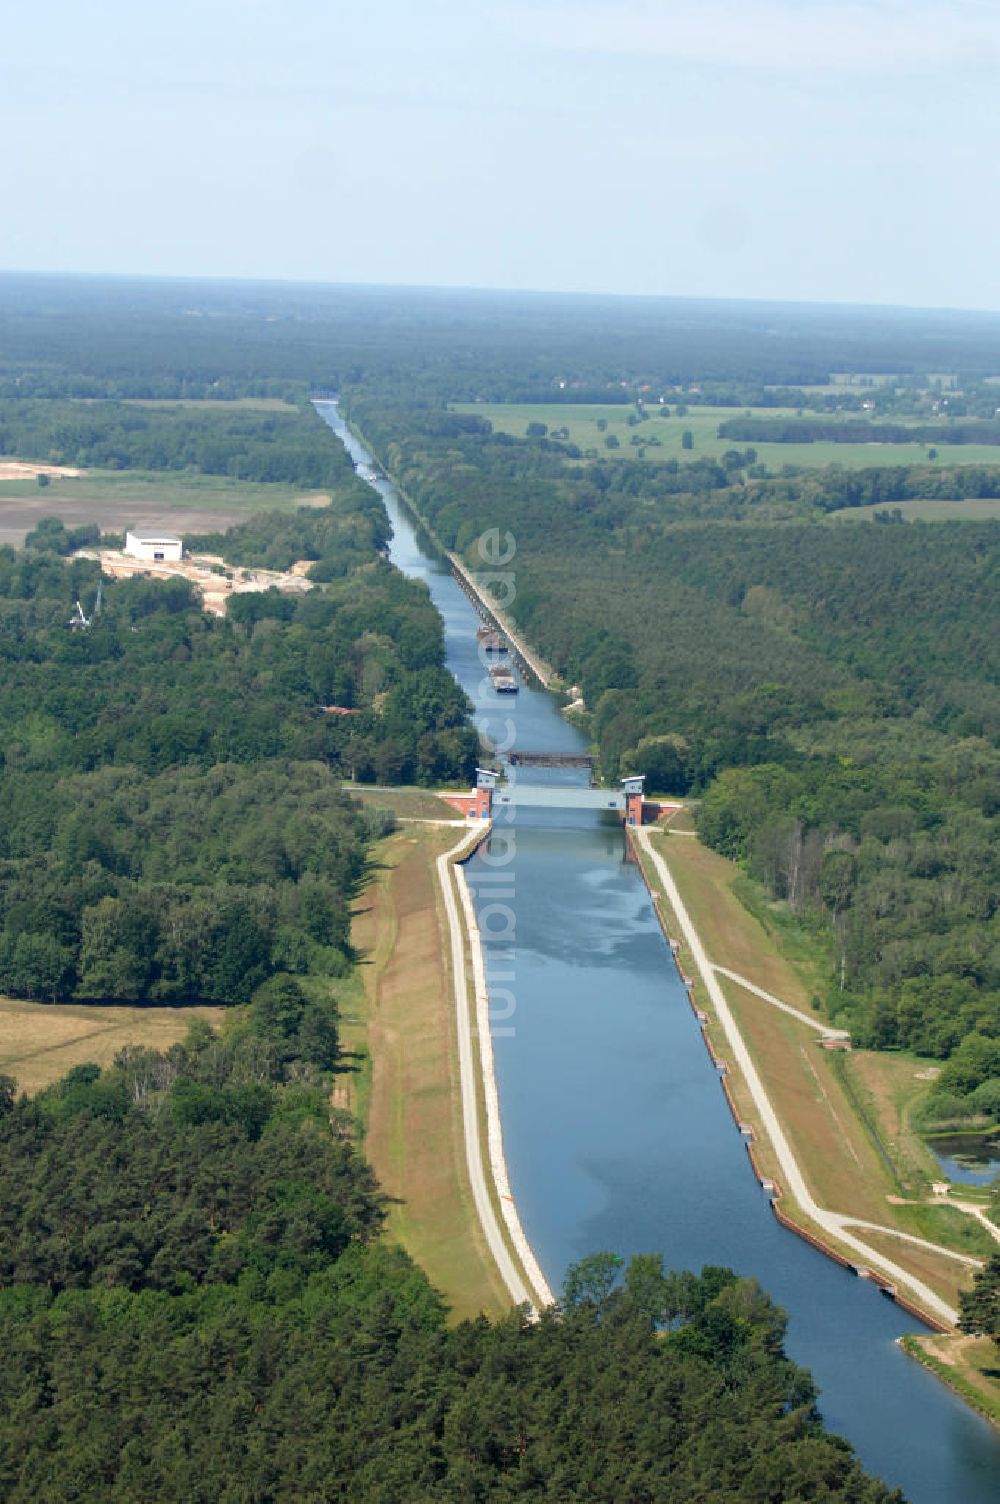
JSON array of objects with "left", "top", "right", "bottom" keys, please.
[
  {"left": 343, "top": 392, "right": 1000, "bottom": 1127},
  {"left": 0, "top": 563, "right": 473, "bottom": 1003},
  {"left": 0, "top": 1036, "right": 899, "bottom": 1501},
  {"left": 0, "top": 398, "right": 349, "bottom": 488},
  {"left": 0, "top": 460, "right": 475, "bottom": 1007},
  {"left": 4, "top": 271, "right": 1000, "bottom": 404}
]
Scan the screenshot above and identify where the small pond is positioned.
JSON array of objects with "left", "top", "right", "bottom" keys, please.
[{"left": 929, "top": 1132, "right": 1000, "bottom": 1188}]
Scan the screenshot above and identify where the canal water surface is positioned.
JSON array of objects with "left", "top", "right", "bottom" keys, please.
[{"left": 318, "top": 401, "right": 1000, "bottom": 1503}]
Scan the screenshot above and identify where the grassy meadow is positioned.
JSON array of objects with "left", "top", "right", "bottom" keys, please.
[
  {"left": 903, "top": 1333, "right": 1000, "bottom": 1426},
  {"left": 347, "top": 785, "right": 462, "bottom": 821},
  {"left": 829, "top": 496, "right": 1000, "bottom": 523},
  {"left": 0, "top": 997, "right": 226, "bottom": 1095},
  {"left": 456, "top": 402, "right": 1000, "bottom": 472}
]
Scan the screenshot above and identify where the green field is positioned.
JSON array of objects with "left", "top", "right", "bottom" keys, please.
[
  {"left": 830, "top": 496, "right": 1000, "bottom": 523},
  {"left": 0, "top": 468, "right": 330, "bottom": 548},
  {"left": 456, "top": 402, "right": 1000, "bottom": 472},
  {"left": 121, "top": 398, "right": 298, "bottom": 411}
]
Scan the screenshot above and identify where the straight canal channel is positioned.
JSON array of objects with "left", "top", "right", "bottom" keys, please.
[{"left": 317, "top": 401, "right": 1000, "bottom": 1502}]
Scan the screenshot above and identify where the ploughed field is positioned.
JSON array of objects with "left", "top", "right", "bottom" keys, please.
[{"left": 0, "top": 468, "right": 331, "bottom": 548}]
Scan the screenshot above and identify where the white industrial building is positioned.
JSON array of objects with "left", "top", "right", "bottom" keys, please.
[{"left": 124, "top": 531, "right": 183, "bottom": 562}]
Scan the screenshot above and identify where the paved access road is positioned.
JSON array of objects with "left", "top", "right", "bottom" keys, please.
[
  {"left": 638, "top": 827, "right": 969, "bottom": 1329},
  {"left": 437, "top": 826, "right": 552, "bottom": 1313}
]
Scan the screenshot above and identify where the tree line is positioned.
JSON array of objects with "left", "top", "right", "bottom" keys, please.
[
  {"left": 0, "top": 398, "right": 358, "bottom": 488},
  {"left": 718, "top": 416, "right": 1000, "bottom": 445},
  {"left": 0, "top": 1034, "right": 900, "bottom": 1500}
]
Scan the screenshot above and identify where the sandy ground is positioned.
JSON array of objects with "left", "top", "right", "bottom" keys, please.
[
  {"left": 0, "top": 461, "right": 82, "bottom": 480},
  {"left": 86, "top": 548, "right": 314, "bottom": 616}
]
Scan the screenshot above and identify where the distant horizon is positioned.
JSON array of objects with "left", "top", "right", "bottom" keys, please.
[
  {"left": 6, "top": 2, "right": 999, "bottom": 313},
  {"left": 2, "top": 264, "right": 999, "bottom": 323}
]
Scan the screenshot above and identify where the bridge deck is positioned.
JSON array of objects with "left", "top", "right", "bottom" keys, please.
[
  {"left": 505, "top": 751, "right": 594, "bottom": 768},
  {"left": 494, "top": 786, "right": 625, "bottom": 811}
]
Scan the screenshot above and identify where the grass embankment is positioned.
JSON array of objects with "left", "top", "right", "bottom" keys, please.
[
  {"left": 637, "top": 827, "right": 983, "bottom": 1313},
  {"left": 845, "top": 1048, "right": 946, "bottom": 1185},
  {"left": 660, "top": 802, "right": 697, "bottom": 833},
  {"left": 0, "top": 469, "right": 329, "bottom": 548},
  {"left": 0, "top": 997, "right": 226, "bottom": 1095},
  {"left": 456, "top": 402, "right": 1000, "bottom": 472},
  {"left": 347, "top": 785, "right": 461, "bottom": 821},
  {"left": 347, "top": 815, "right": 509, "bottom": 1321},
  {"left": 902, "top": 1334, "right": 1000, "bottom": 1427}
]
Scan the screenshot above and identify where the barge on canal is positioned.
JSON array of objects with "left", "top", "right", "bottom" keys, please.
[{"left": 476, "top": 625, "right": 509, "bottom": 654}]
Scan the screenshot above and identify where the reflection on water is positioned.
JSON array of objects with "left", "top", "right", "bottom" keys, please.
[
  {"left": 930, "top": 1133, "right": 1000, "bottom": 1189},
  {"left": 317, "top": 401, "right": 1000, "bottom": 1504}
]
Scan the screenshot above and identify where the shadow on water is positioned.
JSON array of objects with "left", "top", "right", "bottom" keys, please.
[{"left": 317, "top": 400, "right": 1000, "bottom": 1503}]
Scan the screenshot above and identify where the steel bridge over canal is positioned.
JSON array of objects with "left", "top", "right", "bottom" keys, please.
[
  {"left": 472, "top": 770, "right": 646, "bottom": 824},
  {"left": 493, "top": 784, "right": 626, "bottom": 813}
]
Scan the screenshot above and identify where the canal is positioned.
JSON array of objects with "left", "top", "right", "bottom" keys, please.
[{"left": 317, "top": 400, "right": 1000, "bottom": 1502}]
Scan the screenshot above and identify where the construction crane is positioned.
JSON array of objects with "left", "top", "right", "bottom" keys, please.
[{"left": 68, "top": 580, "right": 103, "bottom": 631}]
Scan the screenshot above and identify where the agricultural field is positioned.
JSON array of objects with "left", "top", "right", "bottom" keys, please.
[
  {"left": 456, "top": 402, "right": 1000, "bottom": 471},
  {"left": 829, "top": 496, "right": 1000, "bottom": 523},
  {"left": 0, "top": 467, "right": 331, "bottom": 548},
  {"left": 0, "top": 996, "right": 226, "bottom": 1095}
]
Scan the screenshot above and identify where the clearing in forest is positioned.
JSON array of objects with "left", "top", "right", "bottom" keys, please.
[
  {"left": 0, "top": 997, "right": 226, "bottom": 1095},
  {"left": 829, "top": 496, "right": 1000, "bottom": 523}
]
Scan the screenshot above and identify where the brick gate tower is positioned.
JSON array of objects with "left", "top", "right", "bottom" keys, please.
[
  {"left": 621, "top": 775, "right": 645, "bottom": 827},
  {"left": 473, "top": 767, "right": 498, "bottom": 819}
]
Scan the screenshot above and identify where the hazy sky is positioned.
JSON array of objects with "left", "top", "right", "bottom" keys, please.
[{"left": 4, "top": 0, "right": 999, "bottom": 309}]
